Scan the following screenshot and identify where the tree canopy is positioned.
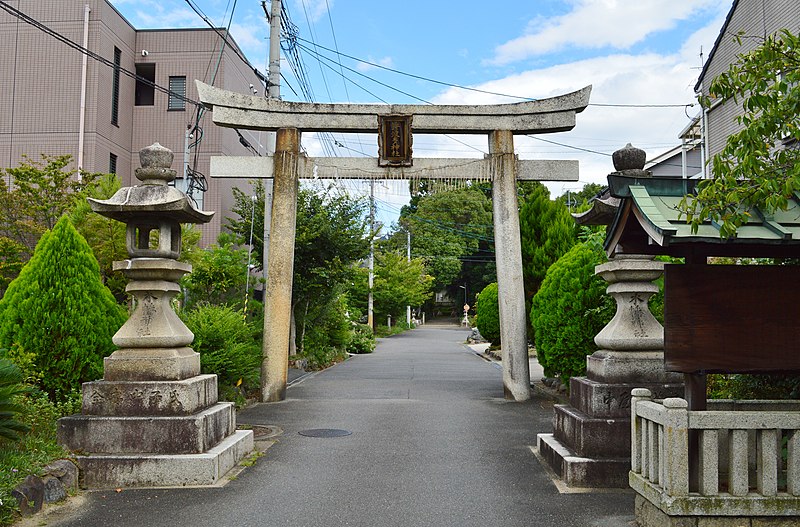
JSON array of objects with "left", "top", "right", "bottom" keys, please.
[
  {"left": 519, "top": 182, "right": 577, "bottom": 305},
  {"left": 391, "top": 184, "right": 495, "bottom": 303},
  {"left": 680, "top": 29, "right": 800, "bottom": 237},
  {"left": 0, "top": 155, "right": 101, "bottom": 295}
]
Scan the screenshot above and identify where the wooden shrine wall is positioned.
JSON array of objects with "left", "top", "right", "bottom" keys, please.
[{"left": 665, "top": 264, "right": 800, "bottom": 374}]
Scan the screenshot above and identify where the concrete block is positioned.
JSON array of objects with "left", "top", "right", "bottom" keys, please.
[
  {"left": 570, "top": 376, "right": 684, "bottom": 418},
  {"left": 103, "top": 347, "right": 200, "bottom": 381},
  {"left": 77, "top": 429, "right": 254, "bottom": 488},
  {"left": 587, "top": 350, "right": 684, "bottom": 384},
  {"left": 537, "top": 433, "right": 630, "bottom": 488},
  {"left": 635, "top": 494, "right": 696, "bottom": 527},
  {"left": 552, "top": 404, "right": 630, "bottom": 457},
  {"left": 82, "top": 375, "right": 218, "bottom": 416},
  {"left": 58, "top": 402, "right": 235, "bottom": 454}
]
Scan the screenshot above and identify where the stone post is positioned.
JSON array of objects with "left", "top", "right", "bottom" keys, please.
[
  {"left": 489, "top": 130, "right": 530, "bottom": 402},
  {"left": 262, "top": 128, "right": 300, "bottom": 402},
  {"left": 631, "top": 388, "right": 653, "bottom": 474},
  {"left": 588, "top": 254, "right": 671, "bottom": 382},
  {"left": 662, "top": 398, "right": 689, "bottom": 496}
]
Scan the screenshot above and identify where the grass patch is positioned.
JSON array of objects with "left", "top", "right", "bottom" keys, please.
[
  {"left": 0, "top": 390, "right": 80, "bottom": 525},
  {"left": 374, "top": 323, "right": 408, "bottom": 338}
]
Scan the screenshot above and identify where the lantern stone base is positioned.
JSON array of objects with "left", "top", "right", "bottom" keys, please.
[
  {"left": 72, "top": 430, "right": 253, "bottom": 488},
  {"left": 103, "top": 347, "right": 200, "bottom": 381},
  {"left": 58, "top": 373, "right": 253, "bottom": 488},
  {"left": 537, "top": 433, "right": 630, "bottom": 488},
  {"left": 537, "top": 374, "right": 682, "bottom": 488}
]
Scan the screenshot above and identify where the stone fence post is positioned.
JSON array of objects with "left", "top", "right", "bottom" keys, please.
[{"left": 662, "top": 397, "right": 689, "bottom": 496}]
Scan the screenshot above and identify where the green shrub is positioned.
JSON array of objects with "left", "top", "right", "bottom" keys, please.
[
  {"left": 708, "top": 374, "right": 800, "bottom": 400},
  {"left": 298, "top": 293, "right": 356, "bottom": 369},
  {"left": 0, "top": 359, "right": 29, "bottom": 442},
  {"left": 180, "top": 304, "right": 261, "bottom": 404},
  {"left": 346, "top": 324, "right": 375, "bottom": 354},
  {"left": 475, "top": 282, "right": 500, "bottom": 345},
  {"left": 531, "top": 242, "right": 614, "bottom": 385},
  {"left": 0, "top": 217, "right": 126, "bottom": 401}
]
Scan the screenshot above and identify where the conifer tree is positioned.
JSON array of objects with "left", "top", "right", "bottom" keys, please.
[
  {"left": 0, "top": 216, "right": 125, "bottom": 400},
  {"left": 519, "top": 182, "right": 577, "bottom": 303}
]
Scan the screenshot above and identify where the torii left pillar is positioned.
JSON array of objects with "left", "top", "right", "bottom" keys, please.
[{"left": 262, "top": 128, "right": 300, "bottom": 402}]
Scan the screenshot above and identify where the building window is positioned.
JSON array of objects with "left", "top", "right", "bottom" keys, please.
[
  {"left": 168, "top": 76, "right": 186, "bottom": 111},
  {"left": 109, "top": 153, "right": 117, "bottom": 174},
  {"left": 135, "top": 64, "right": 155, "bottom": 106},
  {"left": 111, "top": 47, "right": 121, "bottom": 125}
]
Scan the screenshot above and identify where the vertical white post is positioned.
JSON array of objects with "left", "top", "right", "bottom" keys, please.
[
  {"left": 406, "top": 229, "right": 411, "bottom": 327},
  {"left": 662, "top": 397, "right": 689, "bottom": 496},
  {"left": 728, "top": 429, "right": 749, "bottom": 496},
  {"left": 77, "top": 4, "right": 90, "bottom": 175},
  {"left": 489, "top": 130, "right": 530, "bottom": 401},
  {"left": 261, "top": 128, "right": 299, "bottom": 402},
  {"left": 699, "top": 429, "right": 719, "bottom": 496},
  {"left": 757, "top": 429, "right": 778, "bottom": 496},
  {"left": 788, "top": 430, "right": 800, "bottom": 496},
  {"left": 368, "top": 179, "right": 375, "bottom": 330},
  {"left": 631, "top": 388, "right": 651, "bottom": 474},
  {"left": 648, "top": 420, "right": 658, "bottom": 483}
]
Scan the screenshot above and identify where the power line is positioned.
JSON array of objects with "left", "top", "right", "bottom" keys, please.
[
  {"left": 182, "top": 0, "right": 267, "bottom": 85},
  {"left": 293, "top": 35, "right": 693, "bottom": 109}
]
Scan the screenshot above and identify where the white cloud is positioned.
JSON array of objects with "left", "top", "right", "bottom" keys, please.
[
  {"left": 488, "top": 0, "right": 721, "bottom": 65},
  {"left": 130, "top": 5, "right": 200, "bottom": 28},
  {"left": 427, "top": 13, "right": 728, "bottom": 197},
  {"left": 291, "top": 0, "right": 331, "bottom": 24},
  {"left": 356, "top": 56, "right": 395, "bottom": 73},
  {"left": 230, "top": 21, "right": 268, "bottom": 59}
]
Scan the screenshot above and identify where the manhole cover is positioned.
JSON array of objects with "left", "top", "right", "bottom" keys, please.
[
  {"left": 298, "top": 428, "right": 351, "bottom": 438},
  {"left": 249, "top": 425, "right": 282, "bottom": 440}
]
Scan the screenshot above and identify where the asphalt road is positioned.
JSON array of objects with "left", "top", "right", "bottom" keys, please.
[{"left": 46, "top": 326, "right": 635, "bottom": 527}]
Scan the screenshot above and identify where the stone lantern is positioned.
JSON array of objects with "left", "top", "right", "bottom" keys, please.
[
  {"left": 58, "top": 144, "right": 253, "bottom": 488},
  {"left": 536, "top": 144, "right": 683, "bottom": 488}
]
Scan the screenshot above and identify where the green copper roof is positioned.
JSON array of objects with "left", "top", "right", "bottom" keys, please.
[{"left": 604, "top": 175, "right": 800, "bottom": 258}]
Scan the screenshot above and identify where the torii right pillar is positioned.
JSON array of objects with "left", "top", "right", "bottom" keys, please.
[{"left": 490, "top": 130, "right": 530, "bottom": 401}]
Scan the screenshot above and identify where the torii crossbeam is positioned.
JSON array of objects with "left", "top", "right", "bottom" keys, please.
[{"left": 197, "top": 81, "right": 591, "bottom": 403}]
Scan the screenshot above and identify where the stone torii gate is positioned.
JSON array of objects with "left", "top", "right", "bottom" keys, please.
[{"left": 196, "top": 81, "right": 591, "bottom": 403}]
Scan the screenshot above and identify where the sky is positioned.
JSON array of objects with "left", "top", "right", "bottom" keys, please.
[{"left": 112, "top": 0, "right": 732, "bottom": 226}]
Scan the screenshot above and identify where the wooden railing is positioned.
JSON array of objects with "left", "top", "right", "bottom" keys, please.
[{"left": 630, "top": 389, "right": 800, "bottom": 516}]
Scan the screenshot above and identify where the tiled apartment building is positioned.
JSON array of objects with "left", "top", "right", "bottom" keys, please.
[{"left": 0, "top": 0, "right": 268, "bottom": 243}]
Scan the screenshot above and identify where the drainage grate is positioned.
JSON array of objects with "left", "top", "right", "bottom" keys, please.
[{"left": 298, "top": 428, "right": 352, "bottom": 438}]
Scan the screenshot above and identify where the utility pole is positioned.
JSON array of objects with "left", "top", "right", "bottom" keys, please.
[
  {"left": 368, "top": 179, "right": 375, "bottom": 330},
  {"left": 406, "top": 229, "right": 411, "bottom": 327},
  {"left": 263, "top": 0, "right": 281, "bottom": 279}
]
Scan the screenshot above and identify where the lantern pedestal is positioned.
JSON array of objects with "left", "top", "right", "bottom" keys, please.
[{"left": 58, "top": 144, "right": 252, "bottom": 488}]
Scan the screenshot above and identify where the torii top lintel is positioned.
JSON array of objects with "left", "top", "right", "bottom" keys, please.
[{"left": 196, "top": 81, "right": 592, "bottom": 135}]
